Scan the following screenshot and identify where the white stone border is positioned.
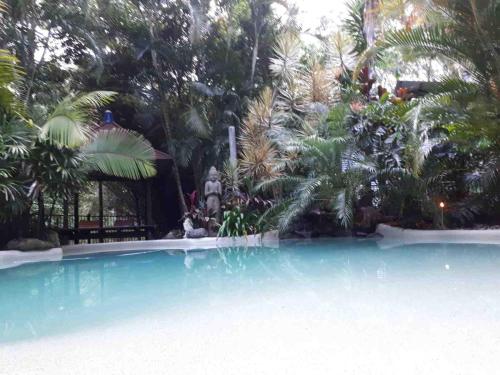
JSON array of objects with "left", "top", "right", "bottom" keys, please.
[
  {"left": 0, "top": 248, "right": 63, "bottom": 270},
  {"left": 376, "top": 224, "right": 500, "bottom": 249},
  {"left": 62, "top": 231, "right": 280, "bottom": 257}
]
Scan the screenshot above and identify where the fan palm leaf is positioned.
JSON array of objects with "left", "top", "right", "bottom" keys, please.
[
  {"left": 83, "top": 128, "right": 156, "bottom": 180},
  {"left": 183, "top": 106, "right": 211, "bottom": 139},
  {"left": 0, "top": 49, "right": 24, "bottom": 113},
  {"left": 40, "top": 91, "right": 116, "bottom": 147},
  {"left": 354, "top": 0, "right": 500, "bottom": 96}
]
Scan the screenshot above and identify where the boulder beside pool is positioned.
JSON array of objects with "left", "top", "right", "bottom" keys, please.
[
  {"left": 5, "top": 231, "right": 60, "bottom": 251},
  {"left": 6, "top": 238, "right": 56, "bottom": 251}
]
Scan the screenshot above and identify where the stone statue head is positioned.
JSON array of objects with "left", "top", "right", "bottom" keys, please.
[{"left": 208, "top": 166, "right": 219, "bottom": 182}]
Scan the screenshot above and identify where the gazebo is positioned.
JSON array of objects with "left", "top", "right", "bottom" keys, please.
[{"left": 57, "top": 111, "right": 170, "bottom": 244}]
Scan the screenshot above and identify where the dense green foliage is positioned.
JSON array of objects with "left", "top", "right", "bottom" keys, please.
[
  {"left": 0, "top": 0, "right": 498, "bottom": 243},
  {"left": 238, "top": 0, "right": 500, "bottom": 233}
]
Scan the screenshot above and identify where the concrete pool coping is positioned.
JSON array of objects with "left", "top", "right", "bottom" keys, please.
[
  {"left": 61, "top": 231, "right": 280, "bottom": 257},
  {"left": 0, "top": 232, "right": 278, "bottom": 269},
  {"left": 376, "top": 224, "right": 500, "bottom": 249},
  {"left": 0, "top": 247, "right": 63, "bottom": 269},
  {"left": 2, "top": 226, "right": 500, "bottom": 269}
]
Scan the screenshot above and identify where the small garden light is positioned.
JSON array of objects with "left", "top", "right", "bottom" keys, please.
[{"left": 439, "top": 202, "right": 445, "bottom": 228}]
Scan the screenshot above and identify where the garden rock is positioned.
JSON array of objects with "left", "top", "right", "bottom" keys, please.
[
  {"left": 185, "top": 228, "right": 208, "bottom": 238},
  {"left": 183, "top": 217, "right": 208, "bottom": 238},
  {"left": 164, "top": 230, "right": 183, "bottom": 239},
  {"left": 6, "top": 238, "right": 56, "bottom": 251}
]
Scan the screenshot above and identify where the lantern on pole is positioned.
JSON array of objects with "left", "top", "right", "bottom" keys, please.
[{"left": 439, "top": 202, "right": 445, "bottom": 228}]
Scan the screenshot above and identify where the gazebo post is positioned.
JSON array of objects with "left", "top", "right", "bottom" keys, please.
[
  {"left": 63, "top": 199, "right": 69, "bottom": 229},
  {"left": 74, "top": 193, "right": 80, "bottom": 244},
  {"left": 37, "top": 192, "right": 45, "bottom": 239},
  {"left": 98, "top": 180, "right": 104, "bottom": 243},
  {"left": 134, "top": 191, "right": 141, "bottom": 226}
]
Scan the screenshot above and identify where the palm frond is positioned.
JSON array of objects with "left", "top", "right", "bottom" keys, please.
[
  {"left": 270, "top": 32, "right": 302, "bottom": 83},
  {"left": 0, "top": 50, "right": 24, "bottom": 112},
  {"left": 183, "top": 106, "right": 211, "bottom": 138},
  {"left": 40, "top": 114, "right": 91, "bottom": 148},
  {"left": 40, "top": 91, "right": 117, "bottom": 147},
  {"left": 83, "top": 128, "right": 156, "bottom": 180},
  {"left": 255, "top": 175, "right": 306, "bottom": 194},
  {"left": 0, "top": 49, "right": 24, "bottom": 84},
  {"left": 343, "top": 0, "right": 367, "bottom": 56},
  {"left": 277, "top": 177, "right": 324, "bottom": 231},
  {"left": 72, "top": 91, "right": 117, "bottom": 110},
  {"left": 334, "top": 189, "right": 354, "bottom": 228}
]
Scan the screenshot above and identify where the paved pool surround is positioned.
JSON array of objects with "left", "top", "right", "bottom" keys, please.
[
  {"left": 0, "top": 232, "right": 278, "bottom": 270},
  {"left": 0, "top": 247, "right": 63, "bottom": 270}
]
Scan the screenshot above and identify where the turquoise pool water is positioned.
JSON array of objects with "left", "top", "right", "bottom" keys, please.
[{"left": 1, "top": 239, "right": 500, "bottom": 374}]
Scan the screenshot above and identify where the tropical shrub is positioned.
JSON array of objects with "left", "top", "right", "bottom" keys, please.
[
  {"left": 218, "top": 207, "right": 261, "bottom": 238},
  {"left": 352, "top": 0, "right": 500, "bottom": 225}
]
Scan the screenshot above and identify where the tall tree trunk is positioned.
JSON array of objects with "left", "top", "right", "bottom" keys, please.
[
  {"left": 250, "top": 19, "right": 259, "bottom": 88},
  {"left": 363, "top": 0, "right": 380, "bottom": 80},
  {"left": 192, "top": 156, "right": 203, "bottom": 201},
  {"left": 148, "top": 25, "right": 188, "bottom": 215},
  {"left": 24, "top": 27, "right": 52, "bottom": 109}
]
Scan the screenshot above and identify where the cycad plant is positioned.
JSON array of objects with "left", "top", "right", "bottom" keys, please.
[{"left": 257, "top": 113, "right": 374, "bottom": 231}]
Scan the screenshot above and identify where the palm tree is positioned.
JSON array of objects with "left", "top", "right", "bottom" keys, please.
[
  {"left": 354, "top": 0, "right": 500, "bottom": 213},
  {"left": 239, "top": 31, "right": 375, "bottom": 232},
  {"left": 0, "top": 58, "right": 157, "bottom": 220},
  {"left": 257, "top": 116, "right": 374, "bottom": 231},
  {"left": 0, "top": 49, "right": 30, "bottom": 218},
  {"left": 355, "top": 0, "right": 500, "bottom": 136},
  {"left": 39, "top": 91, "right": 156, "bottom": 181}
]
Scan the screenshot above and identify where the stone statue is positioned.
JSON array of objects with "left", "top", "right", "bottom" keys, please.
[
  {"left": 205, "top": 166, "right": 222, "bottom": 223},
  {"left": 182, "top": 217, "right": 208, "bottom": 239}
]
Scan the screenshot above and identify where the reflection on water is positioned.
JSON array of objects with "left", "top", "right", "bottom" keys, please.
[{"left": 1, "top": 239, "right": 500, "bottom": 343}]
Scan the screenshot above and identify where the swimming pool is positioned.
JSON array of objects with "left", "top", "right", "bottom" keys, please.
[{"left": 1, "top": 239, "right": 500, "bottom": 374}]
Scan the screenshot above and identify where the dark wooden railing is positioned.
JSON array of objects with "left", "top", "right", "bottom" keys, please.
[
  {"left": 38, "top": 214, "right": 154, "bottom": 244},
  {"left": 49, "top": 215, "right": 140, "bottom": 229},
  {"left": 33, "top": 179, "right": 155, "bottom": 244}
]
